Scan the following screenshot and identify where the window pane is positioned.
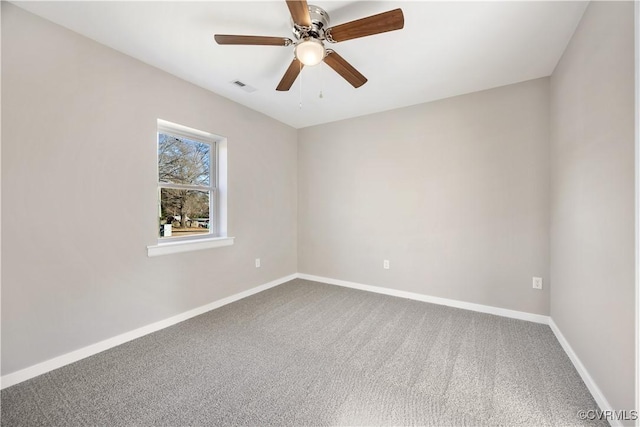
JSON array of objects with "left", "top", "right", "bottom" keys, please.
[
  {"left": 158, "top": 133, "right": 211, "bottom": 186},
  {"left": 159, "top": 188, "right": 211, "bottom": 238}
]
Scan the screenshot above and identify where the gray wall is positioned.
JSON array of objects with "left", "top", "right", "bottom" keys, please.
[
  {"left": 1, "top": 3, "right": 298, "bottom": 375},
  {"left": 298, "top": 78, "right": 551, "bottom": 316},
  {"left": 550, "top": 1, "right": 635, "bottom": 413}
]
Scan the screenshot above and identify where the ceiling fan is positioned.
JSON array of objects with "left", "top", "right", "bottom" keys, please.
[{"left": 214, "top": 0, "right": 404, "bottom": 91}]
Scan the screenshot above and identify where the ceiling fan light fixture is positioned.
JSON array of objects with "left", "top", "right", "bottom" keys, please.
[{"left": 294, "top": 38, "right": 325, "bottom": 66}]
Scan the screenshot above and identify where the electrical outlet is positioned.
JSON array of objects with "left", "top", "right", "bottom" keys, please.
[
  {"left": 255, "top": 258, "right": 261, "bottom": 268},
  {"left": 383, "top": 260, "right": 390, "bottom": 269},
  {"left": 532, "top": 277, "right": 543, "bottom": 290}
]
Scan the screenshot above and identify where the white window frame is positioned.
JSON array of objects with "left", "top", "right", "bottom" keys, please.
[{"left": 148, "top": 119, "right": 233, "bottom": 256}]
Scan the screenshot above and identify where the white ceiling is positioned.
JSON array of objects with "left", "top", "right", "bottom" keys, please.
[{"left": 13, "top": 1, "right": 588, "bottom": 129}]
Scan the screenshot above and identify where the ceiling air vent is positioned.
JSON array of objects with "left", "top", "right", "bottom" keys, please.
[{"left": 230, "top": 80, "right": 257, "bottom": 93}]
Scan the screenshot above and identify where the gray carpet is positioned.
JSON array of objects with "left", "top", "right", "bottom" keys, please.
[{"left": 1, "top": 279, "right": 606, "bottom": 426}]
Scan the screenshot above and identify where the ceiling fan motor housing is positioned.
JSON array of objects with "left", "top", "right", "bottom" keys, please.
[{"left": 292, "top": 5, "right": 330, "bottom": 41}]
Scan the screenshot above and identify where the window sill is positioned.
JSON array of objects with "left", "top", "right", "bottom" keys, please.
[{"left": 147, "top": 236, "right": 234, "bottom": 257}]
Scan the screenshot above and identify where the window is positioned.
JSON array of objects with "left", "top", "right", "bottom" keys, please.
[
  {"left": 148, "top": 120, "right": 232, "bottom": 256},
  {"left": 158, "top": 125, "right": 214, "bottom": 240}
]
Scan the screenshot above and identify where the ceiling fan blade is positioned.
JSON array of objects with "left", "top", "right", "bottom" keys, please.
[
  {"left": 323, "top": 50, "right": 367, "bottom": 88},
  {"left": 286, "top": 0, "right": 311, "bottom": 27},
  {"left": 327, "top": 9, "right": 404, "bottom": 43},
  {"left": 214, "top": 34, "right": 292, "bottom": 46},
  {"left": 276, "top": 58, "right": 304, "bottom": 91}
]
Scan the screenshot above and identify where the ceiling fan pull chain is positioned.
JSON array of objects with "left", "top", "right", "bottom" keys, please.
[
  {"left": 299, "top": 60, "right": 303, "bottom": 109},
  {"left": 319, "top": 64, "right": 324, "bottom": 99}
]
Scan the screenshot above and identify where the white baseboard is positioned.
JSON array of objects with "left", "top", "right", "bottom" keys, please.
[
  {"left": 0, "top": 273, "right": 297, "bottom": 390},
  {"left": 548, "top": 319, "right": 621, "bottom": 427},
  {"left": 297, "top": 273, "right": 550, "bottom": 324}
]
